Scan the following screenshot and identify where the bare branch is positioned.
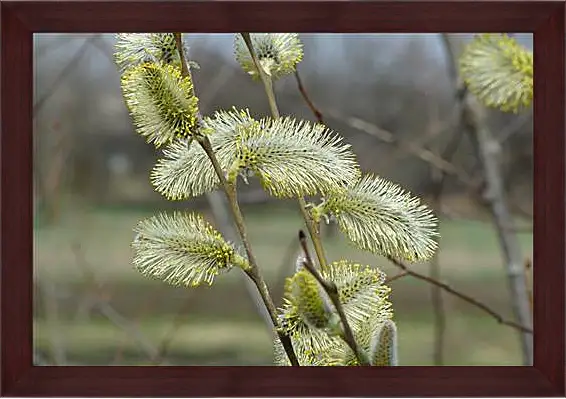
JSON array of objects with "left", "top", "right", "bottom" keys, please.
[
  {"left": 294, "top": 70, "right": 324, "bottom": 123},
  {"left": 293, "top": 69, "right": 340, "bottom": 239},
  {"left": 386, "top": 255, "right": 533, "bottom": 335},
  {"left": 385, "top": 271, "right": 409, "bottom": 283}
]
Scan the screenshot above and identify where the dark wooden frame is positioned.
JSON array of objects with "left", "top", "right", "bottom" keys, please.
[{"left": 1, "top": 0, "right": 564, "bottom": 396}]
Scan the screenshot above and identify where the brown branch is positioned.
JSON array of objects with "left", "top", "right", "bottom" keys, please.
[
  {"left": 385, "top": 271, "right": 409, "bottom": 283},
  {"left": 298, "top": 231, "right": 370, "bottom": 366},
  {"left": 294, "top": 70, "right": 324, "bottom": 123},
  {"left": 293, "top": 70, "right": 339, "bottom": 239},
  {"left": 386, "top": 255, "right": 533, "bottom": 334}
]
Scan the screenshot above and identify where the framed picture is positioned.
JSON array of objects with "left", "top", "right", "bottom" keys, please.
[{"left": 2, "top": 1, "right": 564, "bottom": 396}]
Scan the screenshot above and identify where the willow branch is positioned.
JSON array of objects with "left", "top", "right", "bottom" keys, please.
[
  {"left": 175, "top": 33, "right": 299, "bottom": 367},
  {"left": 240, "top": 32, "right": 329, "bottom": 271},
  {"left": 299, "top": 231, "right": 370, "bottom": 366},
  {"left": 294, "top": 70, "right": 324, "bottom": 123},
  {"left": 386, "top": 255, "right": 533, "bottom": 334}
]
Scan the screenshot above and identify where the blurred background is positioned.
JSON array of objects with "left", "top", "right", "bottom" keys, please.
[{"left": 33, "top": 33, "right": 533, "bottom": 366}]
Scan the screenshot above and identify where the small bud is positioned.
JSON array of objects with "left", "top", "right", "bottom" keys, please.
[{"left": 370, "top": 320, "right": 398, "bottom": 366}]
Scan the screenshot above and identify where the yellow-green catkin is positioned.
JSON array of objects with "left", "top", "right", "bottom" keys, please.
[
  {"left": 290, "top": 270, "right": 332, "bottom": 330},
  {"left": 121, "top": 62, "right": 200, "bottom": 147},
  {"left": 460, "top": 34, "right": 533, "bottom": 113}
]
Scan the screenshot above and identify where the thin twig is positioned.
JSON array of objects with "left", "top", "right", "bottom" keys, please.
[
  {"left": 298, "top": 231, "right": 370, "bottom": 366},
  {"left": 175, "top": 33, "right": 299, "bottom": 366},
  {"left": 385, "top": 271, "right": 409, "bottom": 283},
  {"left": 294, "top": 70, "right": 324, "bottom": 123},
  {"left": 386, "top": 255, "right": 532, "bottom": 334},
  {"left": 293, "top": 70, "right": 339, "bottom": 239},
  {"left": 240, "top": 33, "right": 329, "bottom": 272},
  {"left": 240, "top": 33, "right": 280, "bottom": 119}
]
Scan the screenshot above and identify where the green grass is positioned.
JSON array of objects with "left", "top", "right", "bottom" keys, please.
[{"left": 34, "top": 204, "right": 532, "bottom": 366}]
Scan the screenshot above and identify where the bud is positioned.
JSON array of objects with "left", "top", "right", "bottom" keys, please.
[{"left": 370, "top": 319, "right": 398, "bottom": 366}]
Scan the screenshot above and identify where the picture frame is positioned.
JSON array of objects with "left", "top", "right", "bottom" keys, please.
[{"left": 1, "top": 1, "right": 564, "bottom": 396}]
